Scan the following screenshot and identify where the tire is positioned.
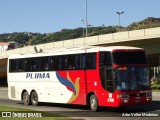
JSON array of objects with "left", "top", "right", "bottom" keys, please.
[
  {"left": 90, "top": 94, "right": 98, "bottom": 112},
  {"left": 31, "top": 91, "right": 39, "bottom": 106},
  {"left": 23, "top": 91, "right": 30, "bottom": 105}
]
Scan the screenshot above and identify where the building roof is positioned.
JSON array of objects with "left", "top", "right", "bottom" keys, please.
[{"left": 0, "top": 42, "right": 9, "bottom": 46}]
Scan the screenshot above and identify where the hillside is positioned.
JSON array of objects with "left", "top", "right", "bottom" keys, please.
[
  {"left": 0, "top": 17, "right": 160, "bottom": 46},
  {"left": 0, "top": 26, "right": 118, "bottom": 46},
  {"left": 126, "top": 17, "right": 160, "bottom": 30}
]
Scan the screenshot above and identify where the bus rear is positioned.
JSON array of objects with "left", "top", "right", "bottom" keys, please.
[{"left": 97, "top": 47, "right": 152, "bottom": 109}]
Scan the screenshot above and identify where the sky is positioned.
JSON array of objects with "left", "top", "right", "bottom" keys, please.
[{"left": 0, "top": 0, "right": 160, "bottom": 34}]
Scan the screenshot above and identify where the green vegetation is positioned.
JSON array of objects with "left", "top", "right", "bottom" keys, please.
[
  {"left": 1, "top": 17, "right": 160, "bottom": 46},
  {"left": 151, "top": 78, "right": 160, "bottom": 91},
  {"left": 0, "top": 105, "right": 70, "bottom": 120},
  {"left": 126, "top": 17, "right": 160, "bottom": 30},
  {"left": 0, "top": 26, "right": 118, "bottom": 46}
]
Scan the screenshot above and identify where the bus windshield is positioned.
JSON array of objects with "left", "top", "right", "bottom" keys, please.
[
  {"left": 115, "top": 67, "right": 150, "bottom": 90},
  {"left": 112, "top": 51, "right": 148, "bottom": 64}
]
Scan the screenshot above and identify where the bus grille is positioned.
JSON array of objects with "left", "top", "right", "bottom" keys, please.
[
  {"left": 130, "top": 93, "right": 146, "bottom": 97},
  {"left": 11, "top": 86, "right": 16, "bottom": 98}
]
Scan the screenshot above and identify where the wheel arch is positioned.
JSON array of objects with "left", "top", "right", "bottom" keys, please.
[{"left": 30, "top": 89, "right": 37, "bottom": 95}]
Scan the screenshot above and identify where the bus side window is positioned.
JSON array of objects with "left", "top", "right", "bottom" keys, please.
[
  {"left": 63, "top": 56, "right": 68, "bottom": 69},
  {"left": 16, "top": 59, "right": 24, "bottom": 72},
  {"left": 9, "top": 59, "right": 16, "bottom": 72},
  {"left": 51, "top": 56, "right": 59, "bottom": 70},
  {"left": 80, "top": 54, "right": 86, "bottom": 69},
  {"left": 100, "top": 52, "right": 112, "bottom": 67},
  {"left": 58, "top": 56, "right": 62, "bottom": 70},
  {"left": 24, "top": 59, "right": 30, "bottom": 71},
  {"left": 86, "top": 53, "right": 96, "bottom": 69},
  {"left": 75, "top": 55, "right": 80, "bottom": 69},
  {"left": 67, "top": 55, "right": 76, "bottom": 69},
  {"left": 43, "top": 57, "right": 49, "bottom": 71},
  {"left": 37, "top": 57, "right": 43, "bottom": 71},
  {"left": 30, "top": 58, "right": 37, "bottom": 71}
]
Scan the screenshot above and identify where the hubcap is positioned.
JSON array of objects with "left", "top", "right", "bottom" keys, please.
[
  {"left": 91, "top": 99, "right": 96, "bottom": 109},
  {"left": 24, "top": 94, "right": 28, "bottom": 102},
  {"left": 32, "top": 95, "right": 37, "bottom": 103}
]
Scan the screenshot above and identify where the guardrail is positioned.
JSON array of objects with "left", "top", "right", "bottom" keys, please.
[{"left": 1, "top": 27, "right": 160, "bottom": 59}]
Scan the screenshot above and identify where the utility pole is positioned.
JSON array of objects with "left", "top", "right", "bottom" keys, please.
[{"left": 85, "top": 0, "right": 88, "bottom": 37}]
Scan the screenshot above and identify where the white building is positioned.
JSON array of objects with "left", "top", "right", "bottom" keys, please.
[{"left": 0, "top": 42, "right": 16, "bottom": 51}]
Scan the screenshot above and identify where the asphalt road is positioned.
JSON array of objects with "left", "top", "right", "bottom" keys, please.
[{"left": 0, "top": 87, "right": 160, "bottom": 120}]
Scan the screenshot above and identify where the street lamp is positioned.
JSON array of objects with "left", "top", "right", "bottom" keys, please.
[
  {"left": 116, "top": 11, "right": 124, "bottom": 32},
  {"left": 85, "top": 0, "right": 88, "bottom": 37},
  {"left": 81, "top": 19, "right": 85, "bottom": 38}
]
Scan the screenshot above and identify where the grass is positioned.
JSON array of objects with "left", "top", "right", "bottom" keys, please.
[{"left": 0, "top": 105, "right": 71, "bottom": 120}]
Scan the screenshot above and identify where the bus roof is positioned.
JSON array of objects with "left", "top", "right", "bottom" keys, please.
[
  {"left": 99, "top": 46, "right": 144, "bottom": 51},
  {"left": 8, "top": 46, "right": 144, "bottom": 59}
]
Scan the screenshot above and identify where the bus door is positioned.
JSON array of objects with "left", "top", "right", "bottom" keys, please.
[{"left": 99, "top": 52, "right": 115, "bottom": 93}]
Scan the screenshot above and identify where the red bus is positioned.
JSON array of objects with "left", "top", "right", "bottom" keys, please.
[{"left": 8, "top": 46, "right": 152, "bottom": 111}]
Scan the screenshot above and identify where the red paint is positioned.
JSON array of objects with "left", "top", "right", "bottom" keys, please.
[{"left": 57, "top": 51, "right": 151, "bottom": 107}]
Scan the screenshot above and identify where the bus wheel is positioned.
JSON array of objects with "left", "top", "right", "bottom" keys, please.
[
  {"left": 90, "top": 94, "right": 98, "bottom": 112},
  {"left": 23, "top": 91, "right": 30, "bottom": 105},
  {"left": 31, "top": 91, "right": 39, "bottom": 106}
]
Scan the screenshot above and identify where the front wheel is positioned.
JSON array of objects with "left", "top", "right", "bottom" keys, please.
[
  {"left": 23, "top": 91, "right": 30, "bottom": 105},
  {"left": 90, "top": 94, "right": 98, "bottom": 112},
  {"left": 31, "top": 91, "right": 39, "bottom": 106}
]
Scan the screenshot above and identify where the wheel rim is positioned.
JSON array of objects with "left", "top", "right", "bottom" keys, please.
[
  {"left": 91, "top": 99, "right": 96, "bottom": 110},
  {"left": 32, "top": 94, "right": 37, "bottom": 104},
  {"left": 24, "top": 93, "right": 29, "bottom": 103}
]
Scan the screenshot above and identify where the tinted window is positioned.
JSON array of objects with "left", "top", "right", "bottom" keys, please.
[
  {"left": 113, "top": 51, "right": 148, "bottom": 64},
  {"left": 16, "top": 59, "right": 24, "bottom": 71},
  {"left": 64, "top": 55, "right": 76, "bottom": 69},
  {"left": 9, "top": 53, "right": 97, "bottom": 72},
  {"left": 100, "top": 52, "right": 112, "bottom": 67},
  {"left": 50, "top": 57, "right": 59, "bottom": 70},
  {"left": 86, "top": 53, "right": 96, "bottom": 69},
  {"left": 80, "top": 54, "right": 86, "bottom": 69},
  {"left": 9, "top": 60, "right": 16, "bottom": 72},
  {"left": 28, "top": 58, "right": 37, "bottom": 71}
]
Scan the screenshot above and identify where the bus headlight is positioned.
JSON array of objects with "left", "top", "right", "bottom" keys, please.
[
  {"left": 117, "top": 94, "right": 130, "bottom": 98},
  {"left": 122, "top": 99, "right": 128, "bottom": 103},
  {"left": 117, "top": 94, "right": 122, "bottom": 98}
]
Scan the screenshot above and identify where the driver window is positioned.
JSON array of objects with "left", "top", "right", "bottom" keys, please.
[{"left": 100, "top": 52, "right": 112, "bottom": 67}]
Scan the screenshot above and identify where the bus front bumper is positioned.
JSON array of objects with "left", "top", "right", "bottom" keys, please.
[{"left": 119, "top": 96, "right": 152, "bottom": 106}]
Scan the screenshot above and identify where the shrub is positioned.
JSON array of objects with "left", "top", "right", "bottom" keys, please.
[{"left": 155, "top": 79, "right": 160, "bottom": 84}]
